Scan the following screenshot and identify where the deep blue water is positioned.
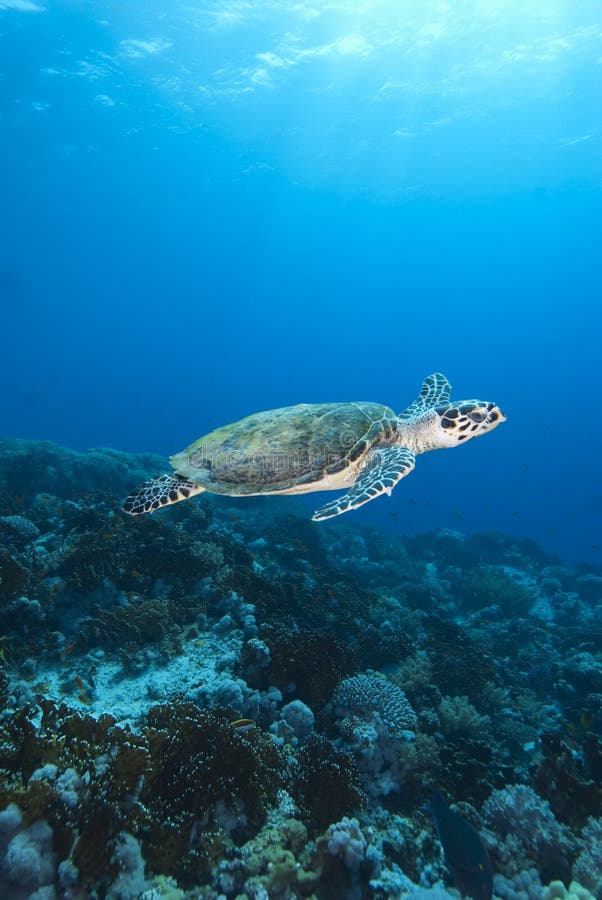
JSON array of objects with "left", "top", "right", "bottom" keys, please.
[{"left": 1, "top": 0, "right": 601, "bottom": 562}]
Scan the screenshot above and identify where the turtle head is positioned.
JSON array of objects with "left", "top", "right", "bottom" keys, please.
[{"left": 434, "top": 400, "right": 506, "bottom": 448}]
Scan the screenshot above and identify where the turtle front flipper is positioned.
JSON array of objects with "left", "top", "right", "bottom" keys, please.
[
  {"left": 122, "top": 474, "right": 205, "bottom": 516},
  {"left": 311, "top": 446, "right": 416, "bottom": 522},
  {"left": 400, "top": 373, "right": 451, "bottom": 419}
]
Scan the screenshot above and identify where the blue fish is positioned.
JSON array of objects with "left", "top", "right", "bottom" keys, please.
[{"left": 425, "top": 790, "right": 493, "bottom": 900}]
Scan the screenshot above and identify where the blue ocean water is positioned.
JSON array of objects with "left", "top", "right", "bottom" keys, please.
[{"left": 1, "top": 0, "right": 601, "bottom": 562}]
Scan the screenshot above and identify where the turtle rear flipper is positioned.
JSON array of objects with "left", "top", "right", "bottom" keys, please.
[
  {"left": 122, "top": 474, "right": 205, "bottom": 516},
  {"left": 312, "top": 446, "right": 415, "bottom": 521}
]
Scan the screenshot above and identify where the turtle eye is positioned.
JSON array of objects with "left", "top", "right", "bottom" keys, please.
[{"left": 469, "top": 410, "right": 486, "bottom": 424}]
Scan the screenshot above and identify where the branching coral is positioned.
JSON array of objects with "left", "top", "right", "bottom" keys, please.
[
  {"left": 220, "top": 801, "right": 316, "bottom": 898},
  {"left": 483, "top": 784, "right": 575, "bottom": 882},
  {"left": 79, "top": 599, "right": 168, "bottom": 648},
  {"left": 572, "top": 816, "right": 602, "bottom": 896},
  {"left": 142, "top": 703, "right": 285, "bottom": 882},
  {"left": 437, "top": 695, "right": 491, "bottom": 739},
  {"left": 251, "top": 625, "right": 356, "bottom": 713},
  {"left": 0, "top": 701, "right": 148, "bottom": 888},
  {"left": 0, "top": 698, "right": 285, "bottom": 891},
  {"left": 293, "top": 735, "right": 363, "bottom": 833}
]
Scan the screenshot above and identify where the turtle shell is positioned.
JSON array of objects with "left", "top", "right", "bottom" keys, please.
[{"left": 170, "top": 402, "right": 397, "bottom": 495}]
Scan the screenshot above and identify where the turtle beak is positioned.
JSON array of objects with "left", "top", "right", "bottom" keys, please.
[{"left": 486, "top": 404, "right": 506, "bottom": 427}]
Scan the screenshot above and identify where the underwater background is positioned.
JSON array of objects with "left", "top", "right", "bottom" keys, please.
[
  {"left": 1, "top": 0, "right": 601, "bottom": 563},
  {"left": 1, "top": 2, "right": 602, "bottom": 899}
]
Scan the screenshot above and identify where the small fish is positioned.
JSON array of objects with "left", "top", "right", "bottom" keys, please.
[
  {"left": 231, "top": 718, "right": 257, "bottom": 734},
  {"left": 425, "top": 789, "right": 492, "bottom": 900}
]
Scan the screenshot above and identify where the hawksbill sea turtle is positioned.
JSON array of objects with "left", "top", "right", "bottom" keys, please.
[{"left": 122, "top": 373, "right": 505, "bottom": 522}]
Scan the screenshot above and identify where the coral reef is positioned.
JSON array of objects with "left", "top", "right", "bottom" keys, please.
[
  {"left": 482, "top": 784, "right": 575, "bottom": 883},
  {"left": 0, "top": 438, "right": 601, "bottom": 897},
  {"left": 571, "top": 817, "right": 602, "bottom": 897}
]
